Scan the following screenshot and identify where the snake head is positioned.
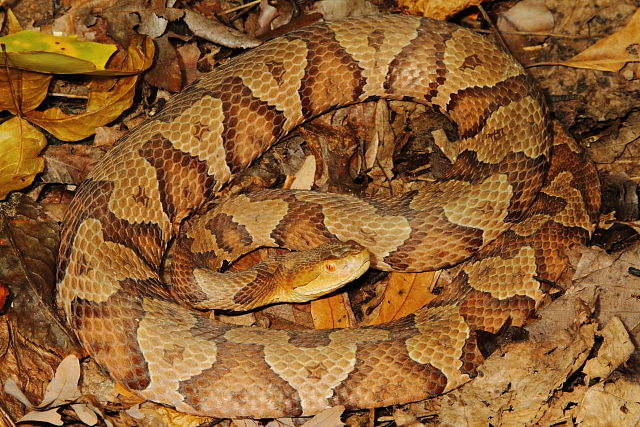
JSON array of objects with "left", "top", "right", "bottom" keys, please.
[{"left": 273, "top": 241, "right": 370, "bottom": 303}]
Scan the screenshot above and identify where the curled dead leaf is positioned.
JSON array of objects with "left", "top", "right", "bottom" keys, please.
[
  {"left": 542, "top": 9, "right": 640, "bottom": 72},
  {"left": 0, "top": 116, "right": 46, "bottom": 199}
]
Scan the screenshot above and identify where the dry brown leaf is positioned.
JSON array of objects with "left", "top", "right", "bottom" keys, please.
[
  {"left": 233, "top": 419, "right": 262, "bottom": 427},
  {"left": 0, "top": 68, "right": 52, "bottom": 113},
  {"left": 184, "top": 9, "right": 261, "bottom": 48},
  {"left": 558, "top": 8, "right": 640, "bottom": 72},
  {"left": 575, "top": 379, "right": 640, "bottom": 425},
  {"left": 15, "top": 407, "right": 64, "bottom": 425},
  {"left": 5, "top": 355, "right": 101, "bottom": 425},
  {"left": 287, "top": 155, "right": 317, "bottom": 190},
  {"left": 310, "top": 294, "right": 352, "bottom": 329},
  {"left": 312, "top": 0, "right": 379, "bottom": 20},
  {"left": 569, "top": 243, "right": 640, "bottom": 338},
  {"left": 583, "top": 317, "right": 634, "bottom": 381},
  {"left": 25, "top": 35, "right": 154, "bottom": 141},
  {"left": 143, "top": 33, "right": 182, "bottom": 92},
  {"left": 33, "top": 355, "right": 80, "bottom": 408},
  {"left": 367, "top": 271, "right": 438, "bottom": 325},
  {"left": 301, "top": 405, "right": 345, "bottom": 427},
  {"left": 42, "top": 143, "right": 104, "bottom": 185},
  {"left": 0, "top": 193, "right": 82, "bottom": 418},
  {"left": 398, "top": 0, "right": 483, "bottom": 20},
  {"left": 269, "top": 418, "right": 296, "bottom": 427},
  {"left": 0, "top": 116, "right": 46, "bottom": 199},
  {"left": 422, "top": 320, "right": 598, "bottom": 425},
  {"left": 571, "top": 245, "right": 614, "bottom": 280},
  {"left": 176, "top": 42, "right": 202, "bottom": 86}
]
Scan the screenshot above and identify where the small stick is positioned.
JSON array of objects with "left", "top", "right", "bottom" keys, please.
[{"left": 222, "top": 0, "right": 260, "bottom": 15}]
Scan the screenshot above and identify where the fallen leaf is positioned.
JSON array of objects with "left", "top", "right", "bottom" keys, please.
[
  {"left": 423, "top": 319, "right": 599, "bottom": 425},
  {"left": 301, "top": 405, "right": 345, "bottom": 427},
  {"left": 397, "top": 0, "right": 483, "bottom": 20},
  {"left": 129, "top": 402, "right": 212, "bottom": 427},
  {"left": 0, "top": 194, "right": 82, "bottom": 418},
  {"left": 5, "top": 355, "right": 101, "bottom": 425},
  {"left": 0, "top": 68, "right": 52, "bottom": 113},
  {"left": 0, "top": 30, "right": 117, "bottom": 74},
  {"left": 143, "top": 33, "right": 182, "bottom": 92},
  {"left": 0, "top": 116, "right": 46, "bottom": 199},
  {"left": 312, "top": 0, "right": 379, "bottom": 20},
  {"left": 310, "top": 294, "right": 352, "bottom": 329},
  {"left": 184, "top": 9, "right": 261, "bottom": 48},
  {"left": 70, "top": 403, "right": 99, "bottom": 425},
  {"left": 367, "top": 271, "right": 438, "bottom": 325},
  {"left": 557, "top": 8, "right": 640, "bottom": 72},
  {"left": 17, "top": 407, "right": 64, "bottom": 425},
  {"left": 583, "top": 317, "right": 634, "bottom": 381},
  {"left": 575, "top": 380, "right": 640, "bottom": 425},
  {"left": 38, "top": 355, "right": 81, "bottom": 408},
  {"left": 26, "top": 35, "right": 154, "bottom": 141},
  {"left": 5, "top": 8, "right": 23, "bottom": 34},
  {"left": 287, "top": 155, "right": 317, "bottom": 190},
  {"left": 176, "top": 42, "right": 203, "bottom": 86},
  {"left": 0, "top": 191, "right": 80, "bottom": 348},
  {"left": 42, "top": 143, "right": 104, "bottom": 185}
]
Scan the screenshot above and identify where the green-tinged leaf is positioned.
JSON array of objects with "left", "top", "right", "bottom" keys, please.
[
  {"left": 26, "top": 35, "right": 155, "bottom": 141},
  {"left": 0, "top": 30, "right": 117, "bottom": 74},
  {"left": 0, "top": 116, "right": 46, "bottom": 199}
]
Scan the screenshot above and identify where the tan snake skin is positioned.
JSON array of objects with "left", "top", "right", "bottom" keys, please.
[{"left": 57, "top": 15, "right": 600, "bottom": 417}]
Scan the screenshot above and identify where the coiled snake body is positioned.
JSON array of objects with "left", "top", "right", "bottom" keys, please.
[{"left": 57, "top": 15, "right": 600, "bottom": 417}]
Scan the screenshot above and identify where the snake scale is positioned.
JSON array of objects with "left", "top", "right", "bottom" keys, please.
[{"left": 57, "top": 15, "right": 600, "bottom": 418}]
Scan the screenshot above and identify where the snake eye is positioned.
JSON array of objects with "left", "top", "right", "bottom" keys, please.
[{"left": 324, "top": 262, "right": 336, "bottom": 273}]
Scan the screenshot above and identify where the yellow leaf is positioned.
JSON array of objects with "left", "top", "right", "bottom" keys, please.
[
  {"left": 6, "top": 9, "right": 24, "bottom": 34},
  {"left": 0, "top": 116, "right": 46, "bottom": 200},
  {"left": 398, "top": 0, "right": 483, "bottom": 20},
  {"left": 26, "top": 35, "right": 154, "bottom": 141},
  {"left": 310, "top": 294, "right": 351, "bottom": 329},
  {"left": 0, "top": 30, "right": 117, "bottom": 74},
  {"left": 367, "top": 271, "right": 438, "bottom": 325},
  {"left": 0, "top": 68, "right": 52, "bottom": 113},
  {"left": 558, "top": 9, "right": 640, "bottom": 72}
]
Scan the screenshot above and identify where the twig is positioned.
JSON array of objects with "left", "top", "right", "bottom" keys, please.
[
  {"left": 375, "top": 157, "right": 395, "bottom": 197},
  {"left": 474, "top": 28, "right": 598, "bottom": 39},
  {"left": 477, "top": 4, "right": 510, "bottom": 53},
  {"left": 48, "top": 92, "right": 89, "bottom": 100},
  {"left": 222, "top": 0, "right": 261, "bottom": 15}
]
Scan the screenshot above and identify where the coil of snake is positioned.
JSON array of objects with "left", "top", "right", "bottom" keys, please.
[{"left": 57, "top": 14, "right": 600, "bottom": 418}]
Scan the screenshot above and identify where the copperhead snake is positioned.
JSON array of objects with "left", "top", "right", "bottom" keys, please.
[{"left": 57, "top": 15, "right": 601, "bottom": 418}]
